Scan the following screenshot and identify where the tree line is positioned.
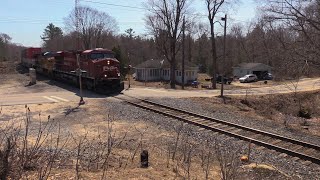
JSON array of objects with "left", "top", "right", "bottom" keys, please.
[{"left": 1, "top": 0, "right": 320, "bottom": 88}]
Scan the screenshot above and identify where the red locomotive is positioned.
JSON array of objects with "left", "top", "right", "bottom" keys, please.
[{"left": 21, "top": 48, "right": 124, "bottom": 93}]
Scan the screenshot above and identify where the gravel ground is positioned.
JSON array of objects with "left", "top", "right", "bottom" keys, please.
[
  {"left": 151, "top": 97, "right": 320, "bottom": 146},
  {"left": 106, "top": 97, "right": 320, "bottom": 180}
]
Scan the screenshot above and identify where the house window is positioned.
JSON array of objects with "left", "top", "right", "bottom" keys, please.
[{"left": 179, "top": 71, "right": 182, "bottom": 76}]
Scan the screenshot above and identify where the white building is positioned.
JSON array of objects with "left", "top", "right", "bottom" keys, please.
[
  {"left": 232, "top": 63, "right": 272, "bottom": 79},
  {"left": 134, "top": 59, "right": 198, "bottom": 84}
]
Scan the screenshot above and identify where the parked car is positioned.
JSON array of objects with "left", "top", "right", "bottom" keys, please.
[
  {"left": 262, "top": 73, "right": 273, "bottom": 80},
  {"left": 216, "top": 75, "right": 233, "bottom": 84},
  {"left": 191, "top": 80, "right": 199, "bottom": 88},
  {"left": 239, "top": 74, "right": 258, "bottom": 83}
]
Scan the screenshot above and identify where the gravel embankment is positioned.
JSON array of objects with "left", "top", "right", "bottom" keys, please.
[
  {"left": 106, "top": 97, "right": 320, "bottom": 179},
  {"left": 151, "top": 98, "right": 320, "bottom": 146}
]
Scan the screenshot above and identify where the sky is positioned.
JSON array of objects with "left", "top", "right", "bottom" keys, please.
[{"left": 0, "top": 0, "right": 257, "bottom": 47}]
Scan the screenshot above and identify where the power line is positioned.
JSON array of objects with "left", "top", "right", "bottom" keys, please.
[
  {"left": 81, "top": 0, "right": 146, "bottom": 10},
  {"left": 0, "top": 0, "right": 251, "bottom": 25},
  {"left": 81, "top": 0, "right": 250, "bottom": 22}
]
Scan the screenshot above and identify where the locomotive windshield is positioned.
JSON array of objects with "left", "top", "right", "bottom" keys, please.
[{"left": 90, "top": 53, "right": 114, "bottom": 60}]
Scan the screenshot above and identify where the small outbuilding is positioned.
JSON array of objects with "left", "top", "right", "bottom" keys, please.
[
  {"left": 134, "top": 59, "right": 198, "bottom": 84},
  {"left": 232, "top": 63, "right": 272, "bottom": 79}
]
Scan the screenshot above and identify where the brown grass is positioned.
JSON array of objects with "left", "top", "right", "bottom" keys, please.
[{"left": 191, "top": 90, "right": 320, "bottom": 136}]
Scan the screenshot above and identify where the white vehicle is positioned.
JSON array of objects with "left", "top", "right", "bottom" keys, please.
[{"left": 239, "top": 74, "right": 258, "bottom": 83}]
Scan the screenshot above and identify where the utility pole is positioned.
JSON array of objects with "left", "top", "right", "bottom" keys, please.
[
  {"left": 75, "top": 0, "right": 80, "bottom": 50},
  {"left": 221, "top": 14, "right": 227, "bottom": 98},
  {"left": 77, "top": 54, "right": 84, "bottom": 105},
  {"left": 182, "top": 16, "right": 185, "bottom": 90},
  {"left": 75, "top": 0, "right": 84, "bottom": 105},
  {"left": 128, "top": 52, "right": 131, "bottom": 89}
]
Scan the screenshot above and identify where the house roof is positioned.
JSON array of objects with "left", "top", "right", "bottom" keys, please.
[
  {"left": 135, "top": 59, "right": 198, "bottom": 69},
  {"left": 233, "top": 63, "right": 272, "bottom": 69}
]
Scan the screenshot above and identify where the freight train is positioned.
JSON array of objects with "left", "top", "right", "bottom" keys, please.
[{"left": 21, "top": 48, "right": 124, "bottom": 94}]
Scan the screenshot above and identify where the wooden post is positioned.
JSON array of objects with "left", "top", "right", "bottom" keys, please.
[{"left": 140, "top": 150, "right": 149, "bottom": 168}]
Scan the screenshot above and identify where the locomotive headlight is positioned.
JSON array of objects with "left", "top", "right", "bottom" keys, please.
[
  {"left": 117, "top": 73, "right": 120, "bottom": 77},
  {"left": 104, "top": 74, "right": 107, "bottom": 77},
  {"left": 107, "top": 60, "right": 110, "bottom": 65}
]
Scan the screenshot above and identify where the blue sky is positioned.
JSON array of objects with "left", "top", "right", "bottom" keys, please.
[{"left": 0, "top": 0, "right": 257, "bottom": 47}]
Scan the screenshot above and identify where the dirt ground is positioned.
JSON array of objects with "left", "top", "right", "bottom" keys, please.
[
  {"left": 0, "top": 99, "right": 290, "bottom": 179},
  {"left": 191, "top": 90, "right": 320, "bottom": 136},
  {"left": 0, "top": 100, "right": 221, "bottom": 179}
]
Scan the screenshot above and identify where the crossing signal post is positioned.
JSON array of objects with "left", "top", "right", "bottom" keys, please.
[
  {"left": 76, "top": 53, "right": 85, "bottom": 105},
  {"left": 128, "top": 64, "right": 132, "bottom": 89}
]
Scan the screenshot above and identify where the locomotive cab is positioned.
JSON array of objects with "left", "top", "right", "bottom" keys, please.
[
  {"left": 81, "top": 48, "right": 121, "bottom": 80},
  {"left": 80, "top": 48, "right": 123, "bottom": 92}
]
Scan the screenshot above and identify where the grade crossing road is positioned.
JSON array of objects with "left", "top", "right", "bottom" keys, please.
[{"left": 0, "top": 92, "right": 77, "bottom": 106}]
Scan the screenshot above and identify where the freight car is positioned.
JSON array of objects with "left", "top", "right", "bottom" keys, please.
[
  {"left": 21, "top": 48, "right": 124, "bottom": 94},
  {"left": 21, "top": 47, "right": 42, "bottom": 68}
]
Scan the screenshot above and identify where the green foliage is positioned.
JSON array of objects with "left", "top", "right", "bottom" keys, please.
[
  {"left": 125, "top": 28, "right": 135, "bottom": 39},
  {"left": 0, "top": 33, "right": 12, "bottom": 61},
  {"left": 41, "top": 23, "right": 63, "bottom": 42},
  {"left": 41, "top": 23, "right": 63, "bottom": 50},
  {"left": 112, "top": 45, "right": 128, "bottom": 79}
]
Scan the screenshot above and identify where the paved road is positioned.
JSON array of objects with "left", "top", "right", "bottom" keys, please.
[
  {"left": 1, "top": 77, "right": 319, "bottom": 106},
  {"left": 0, "top": 92, "right": 77, "bottom": 106},
  {"left": 123, "top": 78, "right": 320, "bottom": 98}
]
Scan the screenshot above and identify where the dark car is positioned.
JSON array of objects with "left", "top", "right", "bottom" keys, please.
[
  {"left": 191, "top": 80, "right": 199, "bottom": 88},
  {"left": 262, "top": 73, "right": 273, "bottom": 80},
  {"left": 216, "top": 75, "right": 233, "bottom": 84}
]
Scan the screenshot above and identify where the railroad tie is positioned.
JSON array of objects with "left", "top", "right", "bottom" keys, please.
[
  {"left": 303, "top": 148, "right": 317, "bottom": 155},
  {"left": 270, "top": 139, "right": 283, "bottom": 145},
  {"left": 230, "top": 129, "right": 242, "bottom": 134},
  {"left": 206, "top": 122, "right": 219, "bottom": 127},
  {"left": 224, "top": 126, "right": 236, "bottom": 132},
  {"left": 291, "top": 145, "right": 303, "bottom": 152}
]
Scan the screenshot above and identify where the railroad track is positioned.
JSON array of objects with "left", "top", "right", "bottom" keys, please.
[{"left": 115, "top": 94, "right": 320, "bottom": 165}]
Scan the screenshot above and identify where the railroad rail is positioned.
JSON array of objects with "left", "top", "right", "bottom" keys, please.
[{"left": 116, "top": 94, "right": 320, "bottom": 165}]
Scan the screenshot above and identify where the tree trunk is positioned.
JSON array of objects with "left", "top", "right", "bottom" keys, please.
[
  {"left": 170, "top": 60, "right": 176, "bottom": 89},
  {"left": 210, "top": 21, "right": 217, "bottom": 89},
  {"left": 170, "top": 39, "right": 176, "bottom": 89}
]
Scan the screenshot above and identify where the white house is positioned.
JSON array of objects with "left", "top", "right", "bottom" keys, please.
[
  {"left": 134, "top": 59, "right": 198, "bottom": 84},
  {"left": 232, "top": 63, "right": 272, "bottom": 79}
]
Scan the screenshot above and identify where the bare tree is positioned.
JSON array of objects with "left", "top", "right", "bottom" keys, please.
[
  {"left": 145, "top": 0, "right": 189, "bottom": 88},
  {"left": 64, "top": 6, "right": 118, "bottom": 50},
  {"left": 206, "top": 0, "right": 226, "bottom": 89},
  {"left": 262, "top": 0, "right": 320, "bottom": 69}
]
